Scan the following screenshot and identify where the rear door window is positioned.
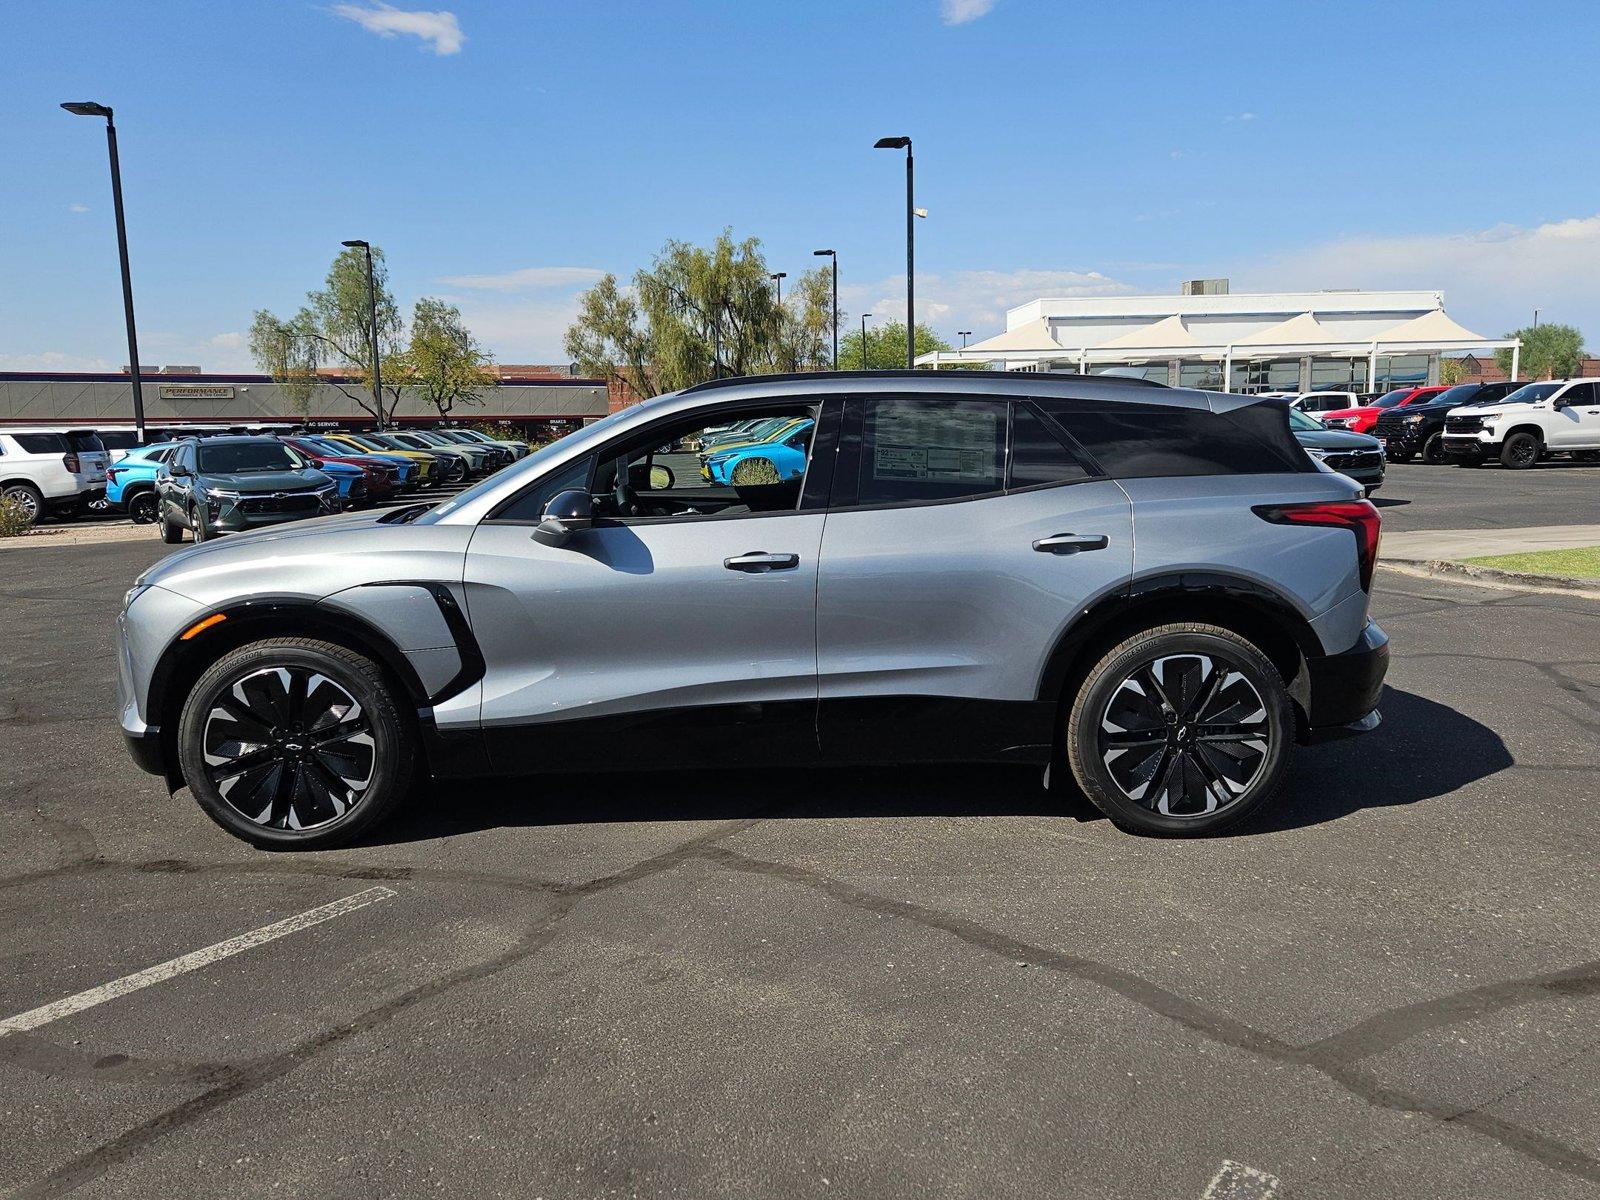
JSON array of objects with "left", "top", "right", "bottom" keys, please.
[
  {"left": 1041, "top": 401, "right": 1305, "bottom": 478},
  {"left": 1008, "top": 403, "right": 1091, "bottom": 489},
  {"left": 10, "top": 433, "right": 68, "bottom": 454},
  {"left": 853, "top": 398, "right": 1006, "bottom": 505}
]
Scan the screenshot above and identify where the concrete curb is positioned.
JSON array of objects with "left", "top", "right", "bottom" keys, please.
[
  {"left": 1381, "top": 557, "right": 1600, "bottom": 600},
  {"left": 0, "top": 522, "right": 158, "bottom": 551}
]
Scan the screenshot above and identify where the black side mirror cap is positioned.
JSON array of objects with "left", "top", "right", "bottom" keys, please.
[{"left": 532, "top": 488, "right": 594, "bottom": 547}]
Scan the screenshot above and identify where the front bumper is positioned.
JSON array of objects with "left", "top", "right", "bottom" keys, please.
[
  {"left": 1443, "top": 432, "right": 1493, "bottom": 459},
  {"left": 1301, "top": 620, "right": 1389, "bottom": 741}
]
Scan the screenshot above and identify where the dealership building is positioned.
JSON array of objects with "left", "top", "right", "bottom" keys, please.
[
  {"left": 920, "top": 284, "right": 1521, "bottom": 393},
  {"left": 0, "top": 365, "right": 613, "bottom": 440}
]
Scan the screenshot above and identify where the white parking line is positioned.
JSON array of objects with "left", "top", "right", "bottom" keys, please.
[
  {"left": 1202, "top": 1160, "right": 1281, "bottom": 1199},
  {"left": 0, "top": 886, "right": 396, "bottom": 1037}
]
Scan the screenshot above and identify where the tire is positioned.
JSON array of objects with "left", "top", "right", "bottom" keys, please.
[
  {"left": 444, "top": 459, "right": 467, "bottom": 485},
  {"left": 1420, "top": 431, "right": 1447, "bottom": 465},
  {"left": 1, "top": 482, "right": 44, "bottom": 528},
  {"left": 1500, "top": 431, "right": 1541, "bottom": 470},
  {"left": 177, "top": 637, "right": 415, "bottom": 850},
  {"left": 159, "top": 503, "right": 185, "bottom": 543},
  {"left": 128, "top": 491, "right": 159, "bottom": 525},
  {"left": 190, "top": 504, "right": 210, "bottom": 542},
  {"left": 1065, "top": 623, "right": 1294, "bottom": 837}
]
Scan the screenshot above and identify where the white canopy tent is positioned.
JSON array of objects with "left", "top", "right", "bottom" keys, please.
[{"left": 916, "top": 306, "right": 1522, "bottom": 387}]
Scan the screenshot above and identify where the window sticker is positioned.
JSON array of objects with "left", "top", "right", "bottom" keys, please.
[{"left": 870, "top": 406, "right": 1000, "bottom": 483}]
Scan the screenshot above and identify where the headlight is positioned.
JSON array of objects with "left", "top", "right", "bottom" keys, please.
[
  {"left": 1304, "top": 448, "right": 1329, "bottom": 460},
  {"left": 204, "top": 487, "right": 241, "bottom": 502},
  {"left": 1403, "top": 413, "right": 1426, "bottom": 424}
]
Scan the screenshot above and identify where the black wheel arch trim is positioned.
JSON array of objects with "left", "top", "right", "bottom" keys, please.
[
  {"left": 146, "top": 584, "right": 485, "bottom": 780},
  {"left": 1035, "top": 570, "right": 1324, "bottom": 725}
]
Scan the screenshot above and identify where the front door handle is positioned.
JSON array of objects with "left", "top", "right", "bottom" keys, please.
[
  {"left": 1033, "top": 533, "right": 1109, "bottom": 554},
  {"left": 724, "top": 551, "right": 800, "bottom": 572}
]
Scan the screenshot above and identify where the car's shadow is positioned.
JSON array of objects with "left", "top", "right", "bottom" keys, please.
[{"left": 370, "top": 686, "right": 1509, "bottom": 846}]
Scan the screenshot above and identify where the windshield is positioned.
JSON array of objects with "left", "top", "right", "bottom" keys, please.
[
  {"left": 1500, "top": 382, "right": 1561, "bottom": 405},
  {"left": 197, "top": 441, "right": 298, "bottom": 473},
  {"left": 1371, "top": 390, "right": 1414, "bottom": 409},
  {"left": 1287, "top": 409, "right": 1323, "bottom": 432},
  {"left": 1429, "top": 385, "right": 1481, "bottom": 407}
]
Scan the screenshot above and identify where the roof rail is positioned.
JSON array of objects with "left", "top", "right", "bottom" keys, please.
[{"left": 678, "top": 369, "right": 1168, "bottom": 395}]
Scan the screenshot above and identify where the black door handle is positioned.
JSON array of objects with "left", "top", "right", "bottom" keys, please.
[{"left": 1033, "top": 533, "right": 1109, "bottom": 554}]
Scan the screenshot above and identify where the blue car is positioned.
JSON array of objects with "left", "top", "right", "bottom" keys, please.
[
  {"left": 703, "top": 419, "right": 814, "bottom": 486},
  {"left": 106, "top": 441, "right": 180, "bottom": 523},
  {"left": 288, "top": 452, "right": 368, "bottom": 509}
]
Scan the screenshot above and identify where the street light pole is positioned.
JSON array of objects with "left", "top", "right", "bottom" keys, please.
[
  {"left": 1533, "top": 309, "right": 1541, "bottom": 329},
  {"left": 875, "top": 136, "right": 914, "bottom": 368},
  {"left": 61, "top": 101, "right": 146, "bottom": 443},
  {"left": 813, "top": 249, "right": 838, "bottom": 367},
  {"left": 770, "top": 271, "right": 786, "bottom": 307},
  {"left": 860, "top": 313, "right": 872, "bottom": 370},
  {"left": 958, "top": 330, "right": 971, "bottom": 349},
  {"left": 341, "top": 240, "right": 383, "bottom": 424}
]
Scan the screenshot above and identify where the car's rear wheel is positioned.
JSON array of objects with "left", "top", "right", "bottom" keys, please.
[
  {"left": 1065, "top": 623, "right": 1293, "bottom": 836},
  {"left": 128, "top": 491, "right": 159, "bottom": 524},
  {"left": 177, "top": 638, "right": 414, "bottom": 849},
  {"left": 1501, "top": 431, "right": 1541, "bottom": 469},
  {"left": 1, "top": 483, "right": 44, "bottom": 528}
]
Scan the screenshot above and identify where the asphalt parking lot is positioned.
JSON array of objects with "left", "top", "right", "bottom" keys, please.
[{"left": 2, "top": 465, "right": 1597, "bottom": 1198}]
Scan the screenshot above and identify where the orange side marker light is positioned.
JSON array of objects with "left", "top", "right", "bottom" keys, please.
[{"left": 180, "top": 613, "right": 227, "bottom": 641}]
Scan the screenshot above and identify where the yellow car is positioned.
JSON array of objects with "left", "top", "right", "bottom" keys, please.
[{"left": 323, "top": 433, "right": 445, "bottom": 486}]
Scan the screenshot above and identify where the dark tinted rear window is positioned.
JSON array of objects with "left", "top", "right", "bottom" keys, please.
[
  {"left": 64, "top": 431, "right": 106, "bottom": 453},
  {"left": 1008, "top": 403, "right": 1091, "bottom": 488},
  {"left": 1040, "top": 401, "right": 1307, "bottom": 478},
  {"left": 96, "top": 430, "right": 140, "bottom": 450},
  {"left": 9, "top": 433, "right": 67, "bottom": 454}
]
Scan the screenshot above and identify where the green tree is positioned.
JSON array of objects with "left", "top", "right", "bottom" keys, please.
[
  {"left": 837, "top": 321, "right": 951, "bottom": 370},
  {"left": 396, "top": 298, "right": 498, "bottom": 418},
  {"left": 251, "top": 246, "right": 406, "bottom": 423},
  {"left": 565, "top": 230, "right": 837, "bottom": 397},
  {"left": 1496, "top": 322, "right": 1584, "bottom": 380}
]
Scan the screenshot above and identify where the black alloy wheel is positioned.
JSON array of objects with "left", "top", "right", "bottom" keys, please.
[
  {"left": 178, "top": 638, "right": 413, "bottom": 849},
  {"left": 1500, "top": 431, "right": 1540, "bottom": 470},
  {"left": 1421, "top": 431, "right": 1447, "bottom": 465},
  {"left": 128, "top": 491, "right": 159, "bottom": 524},
  {"left": 1067, "top": 624, "right": 1293, "bottom": 836}
]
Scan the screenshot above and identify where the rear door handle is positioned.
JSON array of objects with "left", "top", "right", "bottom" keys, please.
[
  {"left": 724, "top": 551, "right": 800, "bottom": 572},
  {"left": 1033, "top": 533, "right": 1109, "bottom": 554}
]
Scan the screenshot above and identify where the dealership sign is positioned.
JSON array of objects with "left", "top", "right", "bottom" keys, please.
[{"left": 159, "top": 385, "right": 235, "bottom": 400}]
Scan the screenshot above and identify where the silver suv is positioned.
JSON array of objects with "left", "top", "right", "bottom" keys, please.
[{"left": 116, "top": 372, "right": 1388, "bottom": 848}]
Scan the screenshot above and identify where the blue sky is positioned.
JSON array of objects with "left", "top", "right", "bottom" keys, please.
[{"left": 5, "top": 0, "right": 1600, "bottom": 372}]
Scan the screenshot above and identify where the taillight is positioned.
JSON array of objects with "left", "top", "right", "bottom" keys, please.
[
  {"left": 63, "top": 452, "right": 80, "bottom": 473},
  {"left": 1254, "top": 499, "right": 1382, "bottom": 592},
  {"left": 106, "top": 466, "right": 121, "bottom": 482}
]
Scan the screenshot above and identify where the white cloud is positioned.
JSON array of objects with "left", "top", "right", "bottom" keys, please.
[
  {"left": 330, "top": 3, "right": 464, "bottom": 55},
  {"left": 68, "top": 203, "right": 89, "bottom": 213},
  {"left": 845, "top": 268, "right": 1134, "bottom": 337},
  {"left": 1224, "top": 111, "right": 1257, "bottom": 123},
  {"left": 941, "top": 0, "right": 996, "bottom": 24},
  {"left": 436, "top": 266, "right": 607, "bottom": 293},
  {"left": 444, "top": 297, "right": 587, "bottom": 362},
  {"left": 1235, "top": 213, "right": 1600, "bottom": 340},
  {"left": 209, "top": 331, "right": 245, "bottom": 350},
  {"left": 0, "top": 351, "right": 116, "bottom": 372}
]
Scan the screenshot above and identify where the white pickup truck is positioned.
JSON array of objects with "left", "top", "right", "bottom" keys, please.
[
  {"left": 0, "top": 427, "right": 110, "bottom": 526},
  {"left": 1442, "top": 379, "right": 1600, "bottom": 468}
]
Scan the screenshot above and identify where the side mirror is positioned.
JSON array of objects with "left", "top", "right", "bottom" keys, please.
[
  {"left": 310, "top": 458, "right": 325, "bottom": 468},
  {"left": 533, "top": 489, "right": 594, "bottom": 547},
  {"left": 170, "top": 463, "right": 191, "bottom": 478},
  {"left": 1552, "top": 396, "right": 1569, "bottom": 409}
]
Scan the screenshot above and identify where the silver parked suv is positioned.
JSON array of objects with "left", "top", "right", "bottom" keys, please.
[{"left": 116, "top": 372, "right": 1388, "bottom": 848}]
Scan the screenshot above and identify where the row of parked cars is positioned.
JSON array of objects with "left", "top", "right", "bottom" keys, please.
[
  {"left": 0, "top": 423, "right": 529, "bottom": 532},
  {"left": 1282, "top": 380, "right": 1600, "bottom": 469}
]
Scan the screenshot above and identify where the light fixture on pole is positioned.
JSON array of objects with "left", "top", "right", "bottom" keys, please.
[
  {"left": 341, "top": 240, "right": 383, "bottom": 423},
  {"left": 770, "top": 271, "right": 787, "bottom": 307},
  {"left": 61, "top": 100, "right": 146, "bottom": 443},
  {"left": 958, "top": 330, "right": 972, "bottom": 349},
  {"left": 874, "top": 136, "right": 914, "bottom": 368},
  {"left": 813, "top": 249, "right": 838, "bottom": 367}
]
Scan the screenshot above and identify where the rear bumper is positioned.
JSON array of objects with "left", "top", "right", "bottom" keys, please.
[{"left": 1302, "top": 620, "right": 1388, "bottom": 741}]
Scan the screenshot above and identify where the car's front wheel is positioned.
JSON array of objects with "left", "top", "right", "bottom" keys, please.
[
  {"left": 1065, "top": 623, "right": 1294, "bottom": 836},
  {"left": 1500, "top": 431, "right": 1541, "bottom": 469},
  {"left": 1421, "top": 431, "right": 1447, "bottom": 464},
  {"left": 177, "top": 638, "right": 415, "bottom": 849}
]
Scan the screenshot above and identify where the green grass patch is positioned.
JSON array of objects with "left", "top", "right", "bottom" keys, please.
[{"left": 1463, "top": 545, "right": 1600, "bottom": 579}]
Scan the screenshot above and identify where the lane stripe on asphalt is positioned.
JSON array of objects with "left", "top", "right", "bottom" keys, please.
[{"left": 0, "top": 886, "right": 397, "bottom": 1037}]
